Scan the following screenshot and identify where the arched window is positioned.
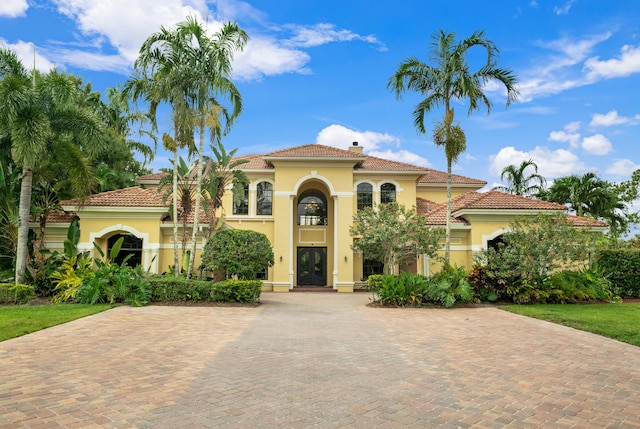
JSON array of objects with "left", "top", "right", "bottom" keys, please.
[
  {"left": 108, "top": 234, "right": 142, "bottom": 267},
  {"left": 357, "top": 183, "right": 373, "bottom": 211},
  {"left": 233, "top": 183, "right": 249, "bottom": 215},
  {"left": 256, "top": 182, "right": 273, "bottom": 215},
  {"left": 380, "top": 183, "right": 396, "bottom": 204},
  {"left": 297, "top": 190, "right": 327, "bottom": 225}
]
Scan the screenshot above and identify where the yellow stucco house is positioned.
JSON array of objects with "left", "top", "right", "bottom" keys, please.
[{"left": 44, "top": 142, "right": 606, "bottom": 292}]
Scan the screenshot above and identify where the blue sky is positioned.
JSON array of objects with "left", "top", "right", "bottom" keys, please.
[{"left": 1, "top": 0, "right": 640, "bottom": 192}]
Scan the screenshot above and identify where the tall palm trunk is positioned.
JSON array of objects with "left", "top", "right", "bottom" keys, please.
[
  {"left": 445, "top": 159, "right": 452, "bottom": 264},
  {"left": 15, "top": 166, "right": 33, "bottom": 284},
  {"left": 188, "top": 118, "right": 205, "bottom": 278},
  {"left": 172, "top": 149, "right": 179, "bottom": 276}
]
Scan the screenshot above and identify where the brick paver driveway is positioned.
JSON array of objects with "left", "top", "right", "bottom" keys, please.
[{"left": 1, "top": 293, "right": 640, "bottom": 428}]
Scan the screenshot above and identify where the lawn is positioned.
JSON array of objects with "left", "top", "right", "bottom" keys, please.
[
  {"left": 502, "top": 303, "right": 640, "bottom": 347},
  {"left": 0, "top": 304, "right": 112, "bottom": 342}
]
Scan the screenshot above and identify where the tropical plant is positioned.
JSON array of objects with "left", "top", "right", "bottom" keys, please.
[
  {"left": 350, "top": 202, "right": 444, "bottom": 275},
  {"left": 202, "top": 141, "right": 249, "bottom": 239},
  {"left": 388, "top": 29, "right": 519, "bottom": 264},
  {"left": 493, "top": 159, "right": 546, "bottom": 197},
  {"left": 128, "top": 16, "right": 248, "bottom": 278},
  {"left": 0, "top": 48, "right": 106, "bottom": 283},
  {"left": 201, "top": 229, "right": 274, "bottom": 280},
  {"left": 158, "top": 156, "right": 197, "bottom": 269},
  {"left": 428, "top": 264, "right": 473, "bottom": 307}
]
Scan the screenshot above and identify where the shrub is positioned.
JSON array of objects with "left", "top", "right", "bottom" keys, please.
[
  {"left": 148, "top": 276, "right": 261, "bottom": 303},
  {"left": 428, "top": 265, "right": 473, "bottom": 307},
  {"left": 595, "top": 249, "right": 640, "bottom": 298},
  {"left": 0, "top": 283, "right": 36, "bottom": 304},
  {"left": 201, "top": 229, "right": 274, "bottom": 280},
  {"left": 212, "top": 280, "right": 262, "bottom": 303},
  {"left": 366, "top": 274, "right": 384, "bottom": 301},
  {"left": 76, "top": 264, "right": 151, "bottom": 306},
  {"left": 377, "top": 272, "right": 429, "bottom": 307},
  {"left": 548, "top": 268, "right": 615, "bottom": 303}
]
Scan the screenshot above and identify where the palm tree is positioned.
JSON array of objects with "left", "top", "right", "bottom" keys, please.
[
  {"left": 172, "top": 16, "right": 248, "bottom": 278},
  {"left": 388, "top": 29, "right": 519, "bottom": 264},
  {"left": 493, "top": 159, "right": 546, "bottom": 197},
  {"left": 202, "top": 141, "right": 249, "bottom": 239},
  {"left": 159, "top": 156, "right": 197, "bottom": 269},
  {"left": 0, "top": 48, "right": 105, "bottom": 283}
]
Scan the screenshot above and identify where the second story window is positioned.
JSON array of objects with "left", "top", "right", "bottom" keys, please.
[
  {"left": 233, "top": 183, "right": 249, "bottom": 215},
  {"left": 380, "top": 183, "right": 396, "bottom": 204},
  {"left": 256, "top": 182, "right": 273, "bottom": 215},
  {"left": 357, "top": 183, "right": 373, "bottom": 211},
  {"left": 297, "top": 190, "right": 327, "bottom": 225}
]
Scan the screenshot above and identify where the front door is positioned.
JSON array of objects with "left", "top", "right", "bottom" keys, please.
[{"left": 297, "top": 247, "right": 327, "bottom": 286}]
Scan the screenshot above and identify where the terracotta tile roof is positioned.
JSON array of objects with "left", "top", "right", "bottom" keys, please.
[
  {"left": 235, "top": 154, "right": 273, "bottom": 170},
  {"left": 60, "top": 186, "right": 167, "bottom": 208},
  {"left": 565, "top": 214, "right": 608, "bottom": 228},
  {"left": 416, "top": 197, "right": 441, "bottom": 214},
  {"left": 37, "top": 210, "right": 77, "bottom": 224},
  {"left": 453, "top": 191, "right": 567, "bottom": 211},
  {"left": 264, "top": 144, "right": 366, "bottom": 159},
  {"left": 138, "top": 172, "right": 168, "bottom": 181},
  {"left": 356, "top": 154, "right": 430, "bottom": 172},
  {"left": 417, "top": 170, "right": 487, "bottom": 185}
]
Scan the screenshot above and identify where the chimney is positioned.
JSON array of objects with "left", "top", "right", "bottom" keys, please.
[{"left": 348, "top": 141, "right": 363, "bottom": 154}]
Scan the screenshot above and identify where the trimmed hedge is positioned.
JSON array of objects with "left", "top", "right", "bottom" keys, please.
[
  {"left": 0, "top": 283, "right": 36, "bottom": 304},
  {"left": 148, "top": 276, "right": 262, "bottom": 303},
  {"left": 595, "top": 249, "right": 640, "bottom": 298}
]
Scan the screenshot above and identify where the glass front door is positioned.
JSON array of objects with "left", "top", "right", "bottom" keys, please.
[{"left": 297, "top": 247, "right": 327, "bottom": 286}]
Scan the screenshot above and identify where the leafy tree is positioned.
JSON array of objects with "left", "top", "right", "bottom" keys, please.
[
  {"left": 493, "top": 159, "right": 546, "bottom": 197},
  {"left": 388, "top": 29, "right": 518, "bottom": 264},
  {"left": 538, "top": 172, "right": 631, "bottom": 235},
  {"left": 481, "top": 213, "right": 593, "bottom": 289},
  {"left": 201, "top": 229, "right": 274, "bottom": 280},
  {"left": 130, "top": 16, "right": 248, "bottom": 278},
  {"left": 202, "top": 141, "right": 248, "bottom": 239},
  {"left": 350, "top": 202, "right": 444, "bottom": 275},
  {"left": 0, "top": 48, "right": 106, "bottom": 283}
]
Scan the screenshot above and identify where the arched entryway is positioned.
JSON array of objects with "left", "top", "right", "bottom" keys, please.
[{"left": 294, "top": 182, "right": 332, "bottom": 287}]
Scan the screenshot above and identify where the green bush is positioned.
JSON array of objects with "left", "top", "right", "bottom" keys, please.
[
  {"left": 428, "top": 265, "right": 473, "bottom": 307},
  {"left": 595, "top": 249, "right": 640, "bottom": 298},
  {"left": 201, "top": 229, "right": 274, "bottom": 280},
  {"left": 377, "top": 272, "right": 429, "bottom": 307},
  {"left": 375, "top": 270, "right": 472, "bottom": 308},
  {"left": 148, "top": 276, "right": 261, "bottom": 303},
  {"left": 76, "top": 264, "right": 151, "bottom": 306},
  {"left": 0, "top": 283, "right": 36, "bottom": 304},
  {"left": 548, "top": 268, "right": 615, "bottom": 303}
]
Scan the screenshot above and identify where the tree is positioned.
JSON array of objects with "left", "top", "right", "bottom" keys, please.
[
  {"left": 201, "top": 229, "right": 274, "bottom": 280},
  {"left": 202, "top": 141, "right": 248, "bottom": 239},
  {"left": 158, "top": 156, "right": 197, "bottom": 270},
  {"left": 493, "top": 159, "right": 546, "bottom": 197},
  {"left": 538, "top": 172, "right": 629, "bottom": 235},
  {"left": 481, "top": 213, "right": 593, "bottom": 290},
  {"left": 129, "top": 16, "right": 248, "bottom": 278},
  {"left": 0, "top": 48, "right": 106, "bottom": 283},
  {"left": 388, "top": 29, "right": 518, "bottom": 264},
  {"left": 350, "top": 202, "right": 444, "bottom": 275}
]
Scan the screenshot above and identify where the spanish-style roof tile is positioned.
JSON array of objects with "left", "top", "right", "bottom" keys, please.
[
  {"left": 565, "top": 214, "right": 608, "bottom": 228},
  {"left": 235, "top": 154, "right": 273, "bottom": 170},
  {"left": 453, "top": 191, "right": 567, "bottom": 211},
  {"left": 264, "top": 143, "right": 366, "bottom": 159},
  {"left": 60, "top": 186, "right": 167, "bottom": 208},
  {"left": 416, "top": 197, "right": 441, "bottom": 214},
  {"left": 137, "top": 172, "right": 168, "bottom": 181},
  {"left": 356, "top": 154, "right": 431, "bottom": 172},
  {"left": 36, "top": 210, "right": 77, "bottom": 224},
  {"left": 417, "top": 170, "right": 487, "bottom": 185}
]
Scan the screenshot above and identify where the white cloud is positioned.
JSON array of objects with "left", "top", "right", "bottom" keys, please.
[
  {"left": 366, "top": 150, "right": 431, "bottom": 168},
  {"left": 584, "top": 44, "right": 640, "bottom": 80},
  {"left": 490, "top": 146, "right": 586, "bottom": 179},
  {"left": 581, "top": 134, "right": 612, "bottom": 155},
  {"left": 0, "top": 0, "right": 27, "bottom": 17},
  {"left": 283, "top": 23, "right": 386, "bottom": 51},
  {"left": 554, "top": 0, "right": 576, "bottom": 15},
  {"left": 0, "top": 39, "right": 56, "bottom": 72},
  {"left": 590, "top": 110, "right": 636, "bottom": 127},
  {"left": 234, "top": 38, "right": 311, "bottom": 80},
  {"left": 548, "top": 121, "right": 581, "bottom": 148},
  {"left": 605, "top": 159, "right": 640, "bottom": 176},
  {"left": 315, "top": 124, "right": 399, "bottom": 151}
]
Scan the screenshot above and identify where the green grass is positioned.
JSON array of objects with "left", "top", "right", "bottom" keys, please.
[
  {"left": 0, "top": 304, "right": 112, "bottom": 342},
  {"left": 502, "top": 303, "right": 640, "bottom": 347}
]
